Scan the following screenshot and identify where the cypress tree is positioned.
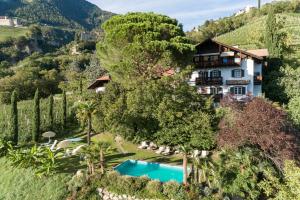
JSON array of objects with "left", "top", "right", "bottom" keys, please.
[
  {"left": 33, "top": 89, "right": 40, "bottom": 142},
  {"left": 62, "top": 90, "right": 67, "bottom": 130},
  {"left": 10, "top": 90, "right": 18, "bottom": 145},
  {"left": 48, "top": 94, "right": 54, "bottom": 130}
]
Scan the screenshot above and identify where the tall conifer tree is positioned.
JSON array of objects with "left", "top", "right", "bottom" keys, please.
[
  {"left": 10, "top": 90, "right": 18, "bottom": 145},
  {"left": 48, "top": 94, "right": 54, "bottom": 130},
  {"left": 62, "top": 91, "right": 67, "bottom": 130},
  {"left": 33, "top": 89, "right": 40, "bottom": 142}
]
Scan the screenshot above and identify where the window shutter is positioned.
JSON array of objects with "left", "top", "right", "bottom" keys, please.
[
  {"left": 210, "top": 71, "right": 213, "bottom": 78},
  {"left": 218, "top": 70, "right": 221, "bottom": 77},
  {"left": 242, "top": 87, "right": 246, "bottom": 95},
  {"left": 241, "top": 69, "right": 245, "bottom": 77},
  {"left": 230, "top": 87, "right": 234, "bottom": 94},
  {"left": 231, "top": 70, "right": 235, "bottom": 77}
]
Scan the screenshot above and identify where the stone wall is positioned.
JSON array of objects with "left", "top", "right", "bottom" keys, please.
[{"left": 97, "top": 188, "right": 164, "bottom": 200}]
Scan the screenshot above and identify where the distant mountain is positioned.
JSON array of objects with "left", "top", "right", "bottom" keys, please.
[{"left": 0, "top": 0, "right": 114, "bottom": 30}]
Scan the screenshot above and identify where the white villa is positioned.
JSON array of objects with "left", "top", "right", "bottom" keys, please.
[
  {"left": 0, "top": 16, "right": 21, "bottom": 27},
  {"left": 88, "top": 39, "right": 268, "bottom": 101},
  {"left": 189, "top": 39, "right": 268, "bottom": 101}
]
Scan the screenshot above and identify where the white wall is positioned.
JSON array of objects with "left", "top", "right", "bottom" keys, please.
[{"left": 189, "top": 58, "right": 262, "bottom": 97}]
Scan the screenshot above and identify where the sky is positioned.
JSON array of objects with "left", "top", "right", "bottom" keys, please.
[{"left": 88, "top": 0, "right": 274, "bottom": 31}]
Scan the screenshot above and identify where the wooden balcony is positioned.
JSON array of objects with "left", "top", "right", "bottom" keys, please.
[
  {"left": 254, "top": 75, "right": 262, "bottom": 85},
  {"left": 226, "top": 80, "right": 250, "bottom": 85},
  {"left": 194, "top": 59, "right": 240, "bottom": 68},
  {"left": 196, "top": 77, "right": 223, "bottom": 86}
]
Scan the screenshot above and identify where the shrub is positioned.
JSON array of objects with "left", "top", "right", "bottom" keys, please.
[
  {"left": 163, "top": 181, "right": 183, "bottom": 199},
  {"left": 146, "top": 180, "right": 162, "bottom": 196},
  {"left": 133, "top": 175, "right": 150, "bottom": 191}
]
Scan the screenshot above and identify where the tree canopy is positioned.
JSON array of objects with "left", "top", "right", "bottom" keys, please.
[{"left": 97, "top": 12, "right": 194, "bottom": 87}]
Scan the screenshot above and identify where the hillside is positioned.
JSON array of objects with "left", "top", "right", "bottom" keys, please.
[
  {"left": 0, "top": 0, "right": 114, "bottom": 30},
  {"left": 216, "top": 13, "right": 300, "bottom": 60},
  {"left": 0, "top": 26, "right": 29, "bottom": 41}
]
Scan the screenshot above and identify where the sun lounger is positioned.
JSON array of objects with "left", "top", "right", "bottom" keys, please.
[
  {"left": 138, "top": 141, "right": 149, "bottom": 149},
  {"left": 201, "top": 150, "right": 209, "bottom": 158},
  {"left": 162, "top": 147, "right": 172, "bottom": 156},
  {"left": 50, "top": 140, "right": 58, "bottom": 151},
  {"left": 155, "top": 146, "right": 166, "bottom": 154},
  {"left": 72, "top": 144, "right": 86, "bottom": 155},
  {"left": 147, "top": 142, "right": 158, "bottom": 150}
]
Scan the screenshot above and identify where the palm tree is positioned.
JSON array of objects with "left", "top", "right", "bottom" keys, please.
[
  {"left": 180, "top": 145, "right": 191, "bottom": 185},
  {"left": 73, "top": 101, "right": 97, "bottom": 145},
  {"left": 95, "top": 141, "right": 113, "bottom": 174}
]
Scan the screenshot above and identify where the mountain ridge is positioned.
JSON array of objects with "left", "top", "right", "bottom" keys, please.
[{"left": 0, "top": 0, "right": 114, "bottom": 30}]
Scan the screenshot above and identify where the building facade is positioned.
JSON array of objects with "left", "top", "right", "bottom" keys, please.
[
  {"left": 189, "top": 39, "right": 268, "bottom": 101},
  {"left": 0, "top": 16, "right": 20, "bottom": 27}
]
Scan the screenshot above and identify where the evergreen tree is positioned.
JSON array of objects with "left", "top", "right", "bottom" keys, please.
[
  {"left": 258, "top": 0, "right": 261, "bottom": 9},
  {"left": 10, "top": 90, "right": 18, "bottom": 145},
  {"left": 62, "top": 90, "right": 67, "bottom": 130},
  {"left": 33, "top": 89, "right": 40, "bottom": 142},
  {"left": 48, "top": 94, "right": 54, "bottom": 130}
]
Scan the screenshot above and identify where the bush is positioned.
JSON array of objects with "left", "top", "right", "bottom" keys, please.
[
  {"left": 163, "top": 181, "right": 185, "bottom": 200},
  {"left": 146, "top": 180, "right": 162, "bottom": 196}
]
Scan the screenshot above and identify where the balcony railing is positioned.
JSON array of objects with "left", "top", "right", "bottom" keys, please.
[
  {"left": 194, "top": 59, "right": 240, "bottom": 68},
  {"left": 195, "top": 77, "right": 223, "bottom": 86}
]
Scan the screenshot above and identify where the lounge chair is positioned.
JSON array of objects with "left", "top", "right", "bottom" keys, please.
[
  {"left": 147, "top": 142, "right": 158, "bottom": 150},
  {"left": 138, "top": 141, "right": 149, "bottom": 149},
  {"left": 162, "top": 146, "right": 172, "bottom": 156},
  {"left": 201, "top": 150, "right": 209, "bottom": 158},
  {"left": 50, "top": 140, "right": 58, "bottom": 151},
  {"left": 192, "top": 150, "right": 201, "bottom": 158},
  {"left": 72, "top": 144, "right": 86, "bottom": 156},
  {"left": 155, "top": 146, "right": 166, "bottom": 154}
]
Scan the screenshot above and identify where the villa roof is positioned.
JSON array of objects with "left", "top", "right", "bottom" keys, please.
[
  {"left": 196, "top": 39, "right": 265, "bottom": 60},
  {"left": 247, "top": 49, "right": 269, "bottom": 57},
  {"left": 87, "top": 75, "right": 111, "bottom": 89}
]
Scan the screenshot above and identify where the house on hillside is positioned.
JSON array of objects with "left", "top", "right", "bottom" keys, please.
[
  {"left": 88, "top": 75, "right": 111, "bottom": 93},
  {"left": 0, "top": 16, "right": 21, "bottom": 27},
  {"left": 190, "top": 39, "right": 268, "bottom": 101}
]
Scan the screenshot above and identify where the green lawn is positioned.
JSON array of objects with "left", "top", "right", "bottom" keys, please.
[
  {"left": 0, "top": 26, "right": 29, "bottom": 41},
  {"left": 92, "top": 133, "right": 183, "bottom": 167},
  {"left": 0, "top": 158, "right": 70, "bottom": 200}
]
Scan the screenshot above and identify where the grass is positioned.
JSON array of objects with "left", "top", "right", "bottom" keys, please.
[
  {"left": 92, "top": 133, "right": 183, "bottom": 167},
  {"left": 216, "top": 13, "right": 300, "bottom": 61},
  {"left": 0, "top": 157, "right": 70, "bottom": 200},
  {"left": 0, "top": 26, "right": 29, "bottom": 42}
]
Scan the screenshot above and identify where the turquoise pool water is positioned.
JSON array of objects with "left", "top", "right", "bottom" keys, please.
[{"left": 114, "top": 160, "right": 185, "bottom": 183}]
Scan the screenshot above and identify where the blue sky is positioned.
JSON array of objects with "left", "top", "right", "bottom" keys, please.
[{"left": 88, "top": 0, "right": 273, "bottom": 31}]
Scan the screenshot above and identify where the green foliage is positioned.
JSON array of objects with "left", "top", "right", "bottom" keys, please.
[
  {"left": 7, "top": 145, "right": 59, "bottom": 177},
  {"left": 62, "top": 90, "right": 67, "bottom": 130},
  {"left": 97, "top": 12, "right": 194, "bottom": 87},
  {"left": 0, "top": 94, "right": 77, "bottom": 143},
  {"left": 33, "top": 89, "right": 40, "bottom": 142},
  {"left": 163, "top": 181, "right": 188, "bottom": 200},
  {"left": 265, "top": 8, "right": 287, "bottom": 58},
  {"left": 145, "top": 180, "right": 162, "bottom": 197},
  {"left": 288, "top": 97, "right": 300, "bottom": 127},
  {"left": 0, "top": 157, "right": 69, "bottom": 200},
  {"left": 0, "top": 138, "right": 12, "bottom": 157},
  {"left": 10, "top": 90, "right": 18, "bottom": 145},
  {"left": 1, "top": 0, "right": 114, "bottom": 30},
  {"left": 259, "top": 160, "right": 300, "bottom": 200},
  {"left": 48, "top": 94, "right": 54, "bottom": 130}
]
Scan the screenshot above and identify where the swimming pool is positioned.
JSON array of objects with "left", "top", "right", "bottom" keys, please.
[{"left": 114, "top": 160, "right": 186, "bottom": 183}]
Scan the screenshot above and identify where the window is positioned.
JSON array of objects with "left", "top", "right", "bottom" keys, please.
[
  {"left": 232, "top": 69, "right": 244, "bottom": 78},
  {"left": 211, "top": 87, "right": 223, "bottom": 95},
  {"left": 199, "top": 71, "right": 208, "bottom": 78},
  {"left": 211, "top": 56, "right": 219, "bottom": 61},
  {"left": 194, "top": 56, "right": 200, "bottom": 62},
  {"left": 203, "top": 56, "right": 209, "bottom": 61},
  {"left": 230, "top": 86, "right": 246, "bottom": 95},
  {"left": 211, "top": 70, "right": 221, "bottom": 78}
]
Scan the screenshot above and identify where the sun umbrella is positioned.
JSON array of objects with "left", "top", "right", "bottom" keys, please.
[{"left": 42, "top": 131, "right": 56, "bottom": 143}]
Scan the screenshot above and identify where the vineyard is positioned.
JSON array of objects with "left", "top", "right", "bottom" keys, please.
[
  {"left": 0, "top": 94, "right": 78, "bottom": 143},
  {"left": 216, "top": 13, "right": 300, "bottom": 61}
]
